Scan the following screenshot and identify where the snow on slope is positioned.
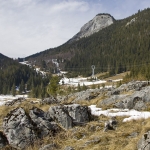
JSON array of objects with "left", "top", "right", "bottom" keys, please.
[
  {"left": 0, "top": 95, "right": 28, "bottom": 106},
  {"left": 59, "top": 77, "right": 122, "bottom": 87},
  {"left": 59, "top": 77, "right": 106, "bottom": 86}
]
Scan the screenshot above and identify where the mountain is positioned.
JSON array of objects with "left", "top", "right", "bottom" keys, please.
[
  {"left": 26, "top": 8, "right": 150, "bottom": 76},
  {"left": 0, "top": 53, "right": 9, "bottom": 59},
  {"left": 69, "top": 13, "right": 115, "bottom": 42},
  {"left": 0, "top": 53, "right": 18, "bottom": 70}
]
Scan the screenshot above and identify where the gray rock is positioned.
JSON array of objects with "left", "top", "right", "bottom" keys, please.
[
  {"left": 48, "top": 105, "right": 73, "bottom": 129},
  {"left": 41, "top": 95, "right": 58, "bottom": 105},
  {"left": 137, "top": 131, "right": 150, "bottom": 150},
  {"left": 64, "top": 146, "right": 75, "bottom": 150},
  {"left": 99, "top": 95, "right": 127, "bottom": 108},
  {"left": 39, "top": 144, "right": 57, "bottom": 150},
  {"left": 71, "top": 88, "right": 107, "bottom": 102},
  {"left": 66, "top": 104, "right": 90, "bottom": 124},
  {"left": 115, "top": 86, "right": 150, "bottom": 110},
  {"left": 111, "top": 81, "right": 148, "bottom": 95},
  {"left": 0, "top": 131, "right": 8, "bottom": 148},
  {"left": 128, "top": 132, "right": 138, "bottom": 138},
  {"left": 47, "top": 104, "right": 91, "bottom": 129},
  {"left": 57, "top": 95, "right": 67, "bottom": 102},
  {"left": 69, "top": 14, "right": 114, "bottom": 42},
  {"left": 98, "top": 84, "right": 150, "bottom": 110},
  {"left": 29, "top": 107, "right": 60, "bottom": 138},
  {"left": 60, "top": 87, "right": 114, "bottom": 103},
  {"left": 84, "top": 137, "right": 100, "bottom": 146},
  {"left": 104, "top": 117, "right": 117, "bottom": 132},
  {"left": 3, "top": 107, "right": 37, "bottom": 149}
]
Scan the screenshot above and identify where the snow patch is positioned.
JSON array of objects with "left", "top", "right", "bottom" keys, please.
[
  {"left": 0, "top": 95, "right": 28, "bottom": 106},
  {"left": 89, "top": 105, "right": 150, "bottom": 122},
  {"left": 59, "top": 77, "right": 106, "bottom": 87}
]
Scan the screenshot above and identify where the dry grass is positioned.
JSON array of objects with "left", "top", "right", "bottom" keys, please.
[
  {"left": 1, "top": 92, "right": 150, "bottom": 150},
  {"left": 105, "top": 72, "right": 130, "bottom": 81},
  {"left": 42, "top": 116, "right": 146, "bottom": 150}
]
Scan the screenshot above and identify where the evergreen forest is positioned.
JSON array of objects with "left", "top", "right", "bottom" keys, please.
[
  {"left": 26, "top": 8, "right": 150, "bottom": 78},
  {"left": 0, "top": 53, "right": 51, "bottom": 98}
]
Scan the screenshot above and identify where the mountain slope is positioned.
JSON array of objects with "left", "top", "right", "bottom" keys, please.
[
  {"left": 0, "top": 53, "right": 18, "bottom": 69},
  {"left": 0, "top": 53, "right": 9, "bottom": 59},
  {"left": 26, "top": 8, "right": 150, "bottom": 76},
  {"left": 0, "top": 53, "right": 50, "bottom": 97}
]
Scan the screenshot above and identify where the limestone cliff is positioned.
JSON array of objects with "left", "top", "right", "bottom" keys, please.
[{"left": 69, "top": 13, "right": 115, "bottom": 42}]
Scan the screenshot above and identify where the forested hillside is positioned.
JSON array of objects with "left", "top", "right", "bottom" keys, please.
[
  {"left": 26, "top": 8, "right": 150, "bottom": 78},
  {"left": 0, "top": 54, "right": 50, "bottom": 97}
]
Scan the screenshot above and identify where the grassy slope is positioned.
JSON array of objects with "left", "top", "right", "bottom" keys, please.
[{"left": 0, "top": 94, "right": 150, "bottom": 150}]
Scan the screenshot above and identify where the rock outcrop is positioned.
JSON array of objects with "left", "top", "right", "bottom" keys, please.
[
  {"left": 2, "top": 104, "right": 91, "bottom": 149},
  {"left": 114, "top": 86, "right": 150, "bottom": 110},
  {"left": 29, "top": 107, "right": 60, "bottom": 138},
  {"left": 99, "top": 81, "right": 150, "bottom": 110},
  {"left": 111, "top": 81, "right": 148, "bottom": 95},
  {"left": 61, "top": 88, "right": 113, "bottom": 103},
  {"left": 41, "top": 95, "right": 58, "bottom": 105},
  {"left": 69, "top": 13, "right": 115, "bottom": 42},
  {"left": 3, "top": 107, "right": 37, "bottom": 149},
  {"left": 3, "top": 107, "right": 60, "bottom": 149},
  {"left": 99, "top": 94, "right": 127, "bottom": 108}
]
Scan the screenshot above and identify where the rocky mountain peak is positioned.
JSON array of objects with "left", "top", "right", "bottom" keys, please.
[{"left": 69, "top": 13, "right": 115, "bottom": 42}]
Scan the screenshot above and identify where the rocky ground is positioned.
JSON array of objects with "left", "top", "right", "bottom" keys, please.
[{"left": 0, "top": 81, "right": 150, "bottom": 149}]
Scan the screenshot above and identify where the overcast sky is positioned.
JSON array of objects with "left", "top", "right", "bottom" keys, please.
[{"left": 0, "top": 0, "right": 150, "bottom": 58}]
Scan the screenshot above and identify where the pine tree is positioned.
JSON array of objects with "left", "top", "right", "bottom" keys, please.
[
  {"left": 3, "top": 85, "right": 7, "bottom": 95},
  {"left": 11, "top": 83, "right": 16, "bottom": 96},
  {"left": 47, "top": 76, "right": 59, "bottom": 96},
  {"left": 19, "top": 80, "right": 25, "bottom": 94},
  {"left": 82, "top": 83, "right": 88, "bottom": 91},
  {"left": 77, "top": 83, "right": 81, "bottom": 92}
]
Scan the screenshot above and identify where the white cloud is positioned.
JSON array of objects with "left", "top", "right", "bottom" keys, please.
[{"left": 51, "top": 1, "right": 89, "bottom": 13}]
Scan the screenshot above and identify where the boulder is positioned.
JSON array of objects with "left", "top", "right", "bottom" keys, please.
[
  {"left": 47, "top": 104, "right": 91, "bottom": 129},
  {"left": 3, "top": 107, "right": 37, "bottom": 149},
  {"left": 137, "top": 131, "right": 150, "bottom": 150},
  {"left": 29, "top": 107, "right": 60, "bottom": 138},
  {"left": 0, "top": 131, "right": 8, "bottom": 148},
  {"left": 66, "top": 104, "right": 91, "bottom": 124}
]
